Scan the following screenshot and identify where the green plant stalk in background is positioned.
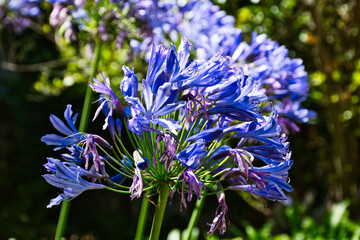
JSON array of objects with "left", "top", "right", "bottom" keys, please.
[
  {"left": 149, "top": 184, "right": 170, "bottom": 240},
  {"left": 54, "top": 41, "right": 102, "bottom": 240},
  {"left": 183, "top": 193, "right": 207, "bottom": 240},
  {"left": 135, "top": 196, "right": 150, "bottom": 240}
]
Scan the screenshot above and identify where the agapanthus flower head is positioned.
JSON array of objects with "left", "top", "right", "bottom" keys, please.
[{"left": 42, "top": 37, "right": 294, "bottom": 236}]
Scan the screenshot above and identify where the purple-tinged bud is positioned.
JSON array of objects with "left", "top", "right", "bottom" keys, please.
[
  {"left": 110, "top": 173, "right": 126, "bottom": 185},
  {"left": 107, "top": 116, "right": 116, "bottom": 140},
  {"left": 49, "top": 3, "right": 68, "bottom": 27},
  {"left": 93, "top": 135, "right": 112, "bottom": 149},
  {"left": 116, "top": 119, "right": 122, "bottom": 136},
  {"left": 121, "top": 66, "right": 138, "bottom": 98},
  {"left": 165, "top": 49, "right": 177, "bottom": 75}
]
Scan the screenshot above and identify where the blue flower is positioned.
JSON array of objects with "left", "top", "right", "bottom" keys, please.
[
  {"left": 90, "top": 71, "right": 125, "bottom": 120},
  {"left": 207, "top": 75, "right": 267, "bottom": 121},
  {"left": 186, "top": 128, "right": 224, "bottom": 142},
  {"left": 229, "top": 184, "right": 288, "bottom": 201},
  {"left": 276, "top": 101, "right": 317, "bottom": 125},
  {"left": 61, "top": 144, "right": 88, "bottom": 165},
  {"left": 173, "top": 51, "right": 233, "bottom": 91},
  {"left": 41, "top": 104, "right": 84, "bottom": 150},
  {"left": 226, "top": 111, "right": 284, "bottom": 149},
  {"left": 42, "top": 37, "right": 298, "bottom": 237},
  {"left": 249, "top": 160, "right": 293, "bottom": 192},
  {"left": 124, "top": 43, "right": 190, "bottom": 132},
  {"left": 223, "top": 160, "right": 293, "bottom": 200},
  {"left": 242, "top": 139, "right": 290, "bottom": 165},
  {"left": 176, "top": 139, "right": 206, "bottom": 169},
  {"left": 8, "top": 0, "right": 41, "bottom": 17},
  {"left": 43, "top": 158, "right": 104, "bottom": 208},
  {"left": 179, "top": 0, "right": 241, "bottom": 59}
]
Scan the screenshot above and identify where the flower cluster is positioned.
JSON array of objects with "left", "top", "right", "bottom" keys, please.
[
  {"left": 47, "top": 0, "right": 136, "bottom": 44},
  {"left": 127, "top": 0, "right": 316, "bottom": 133},
  {"left": 47, "top": 0, "right": 87, "bottom": 42},
  {"left": 128, "top": 0, "right": 188, "bottom": 53},
  {"left": 42, "top": 38, "right": 293, "bottom": 235},
  {"left": 1, "top": 0, "right": 41, "bottom": 33},
  {"left": 228, "top": 32, "right": 317, "bottom": 133},
  {"left": 2, "top": 0, "right": 315, "bottom": 130}
]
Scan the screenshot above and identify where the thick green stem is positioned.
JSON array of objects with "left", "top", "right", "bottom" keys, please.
[
  {"left": 149, "top": 184, "right": 170, "bottom": 240},
  {"left": 183, "top": 193, "right": 207, "bottom": 240},
  {"left": 54, "top": 42, "right": 101, "bottom": 240},
  {"left": 54, "top": 201, "right": 70, "bottom": 240},
  {"left": 135, "top": 196, "right": 150, "bottom": 240}
]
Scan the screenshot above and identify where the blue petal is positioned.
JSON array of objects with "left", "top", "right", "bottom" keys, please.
[
  {"left": 154, "top": 101, "right": 185, "bottom": 116},
  {"left": 41, "top": 134, "right": 81, "bottom": 148},
  {"left": 156, "top": 118, "right": 182, "bottom": 131},
  {"left": 50, "top": 114, "right": 74, "bottom": 136},
  {"left": 186, "top": 128, "right": 223, "bottom": 142},
  {"left": 64, "top": 104, "right": 78, "bottom": 133}
]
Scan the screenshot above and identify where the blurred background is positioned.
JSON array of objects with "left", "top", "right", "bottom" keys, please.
[{"left": 1, "top": 0, "right": 359, "bottom": 239}]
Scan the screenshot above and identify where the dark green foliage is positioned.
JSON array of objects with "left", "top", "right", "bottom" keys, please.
[{"left": 234, "top": 201, "right": 360, "bottom": 240}]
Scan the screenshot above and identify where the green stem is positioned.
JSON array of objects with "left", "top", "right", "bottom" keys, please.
[
  {"left": 183, "top": 193, "right": 207, "bottom": 240},
  {"left": 79, "top": 42, "right": 102, "bottom": 131},
  {"left": 135, "top": 196, "right": 150, "bottom": 240},
  {"left": 54, "top": 201, "right": 70, "bottom": 240},
  {"left": 149, "top": 184, "right": 170, "bottom": 240},
  {"left": 54, "top": 41, "right": 101, "bottom": 240}
]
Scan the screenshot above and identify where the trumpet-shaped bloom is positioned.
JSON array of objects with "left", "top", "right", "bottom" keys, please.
[
  {"left": 43, "top": 158, "right": 104, "bottom": 208},
  {"left": 90, "top": 71, "right": 125, "bottom": 120},
  {"left": 41, "top": 104, "right": 84, "bottom": 150},
  {"left": 176, "top": 139, "right": 206, "bottom": 169},
  {"left": 121, "top": 66, "right": 139, "bottom": 98}
]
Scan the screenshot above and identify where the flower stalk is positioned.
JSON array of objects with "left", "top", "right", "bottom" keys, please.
[
  {"left": 135, "top": 196, "right": 150, "bottom": 240},
  {"left": 149, "top": 183, "right": 170, "bottom": 240},
  {"left": 183, "top": 192, "right": 207, "bottom": 240}
]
